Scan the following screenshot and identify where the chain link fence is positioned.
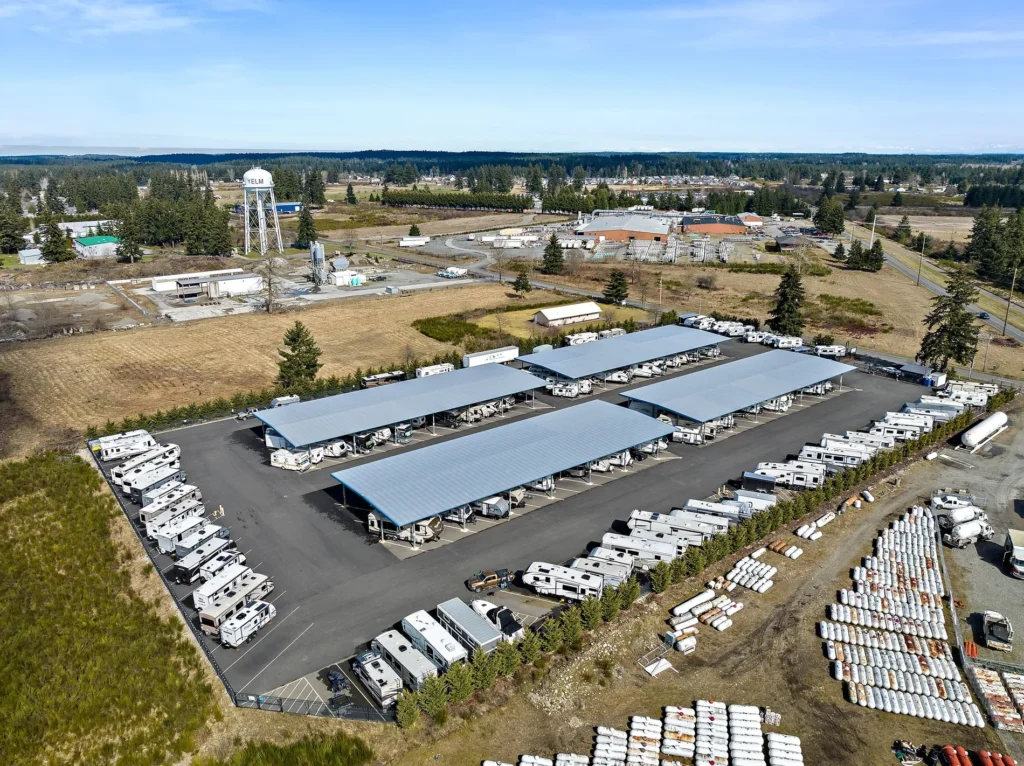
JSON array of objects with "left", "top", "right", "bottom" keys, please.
[{"left": 235, "top": 693, "right": 396, "bottom": 722}]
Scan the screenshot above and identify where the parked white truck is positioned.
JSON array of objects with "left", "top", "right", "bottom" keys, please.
[{"left": 942, "top": 519, "right": 995, "bottom": 549}]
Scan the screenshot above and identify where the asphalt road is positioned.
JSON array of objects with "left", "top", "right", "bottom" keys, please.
[{"left": 152, "top": 350, "right": 919, "bottom": 696}]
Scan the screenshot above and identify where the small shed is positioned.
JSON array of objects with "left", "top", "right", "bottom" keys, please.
[
  {"left": 775, "top": 235, "right": 808, "bottom": 252},
  {"left": 533, "top": 301, "right": 603, "bottom": 328},
  {"left": 17, "top": 247, "right": 45, "bottom": 265}
]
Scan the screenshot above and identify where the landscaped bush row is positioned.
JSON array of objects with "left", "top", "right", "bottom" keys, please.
[
  {"left": 987, "top": 387, "right": 1017, "bottom": 412},
  {"left": 394, "top": 408, "right": 979, "bottom": 730}
]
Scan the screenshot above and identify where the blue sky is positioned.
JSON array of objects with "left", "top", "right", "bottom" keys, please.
[{"left": 1, "top": 0, "right": 1023, "bottom": 154}]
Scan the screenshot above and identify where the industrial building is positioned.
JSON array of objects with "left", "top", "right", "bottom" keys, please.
[
  {"left": 331, "top": 400, "right": 674, "bottom": 531},
  {"left": 517, "top": 325, "right": 724, "bottom": 382},
  {"left": 73, "top": 235, "right": 120, "bottom": 259},
  {"left": 151, "top": 269, "right": 246, "bottom": 293},
  {"left": 533, "top": 301, "right": 603, "bottom": 328},
  {"left": 737, "top": 212, "right": 764, "bottom": 229},
  {"left": 620, "top": 350, "right": 854, "bottom": 429},
  {"left": 174, "top": 272, "right": 263, "bottom": 299},
  {"left": 255, "top": 363, "right": 546, "bottom": 449},
  {"left": 56, "top": 220, "right": 112, "bottom": 239},
  {"left": 681, "top": 215, "right": 747, "bottom": 235},
  {"left": 575, "top": 214, "right": 671, "bottom": 242}
]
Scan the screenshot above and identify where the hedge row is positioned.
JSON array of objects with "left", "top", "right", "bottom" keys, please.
[
  {"left": 395, "top": 407, "right": 981, "bottom": 730},
  {"left": 987, "top": 387, "right": 1017, "bottom": 412}
]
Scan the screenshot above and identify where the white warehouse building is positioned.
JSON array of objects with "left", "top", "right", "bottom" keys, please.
[{"left": 533, "top": 301, "right": 603, "bottom": 328}]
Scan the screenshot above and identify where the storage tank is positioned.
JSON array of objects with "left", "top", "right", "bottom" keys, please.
[{"left": 962, "top": 411, "right": 1008, "bottom": 449}]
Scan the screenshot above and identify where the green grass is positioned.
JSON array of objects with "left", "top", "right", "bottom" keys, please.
[
  {"left": 195, "top": 733, "right": 373, "bottom": 766},
  {"left": 0, "top": 454, "right": 216, "bottom": 765},
  {"left": 1, "top": 253, "right": 33, "bottom": 269},
  {"left": 817, "top": 294, "right": 883, "bottom": 316},
  {"left": 412, "top": 314, "right": 497, "bottom": 344}
]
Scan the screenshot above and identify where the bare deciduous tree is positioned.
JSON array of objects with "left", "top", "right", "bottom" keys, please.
[{"left": 255, "top": 257, "right": 281, "bottom": 314}]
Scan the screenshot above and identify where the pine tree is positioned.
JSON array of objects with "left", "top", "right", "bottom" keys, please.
[
  {"left": 833, "top": 242, "right": 846, "bottom": 261},
  {"left": 580, "top": 596, "right": 603, "bottom": 630},
  {"left": 892, "top": 191, "right": 903, "bottom": 206},
  {"left": 304, "top": 170, "right": 327, "bottom": 206},
  {"left": 418, "top": 675, "right": 449, "bottom": 722},
  {"left": 917, "top": 266, "right": 980, "bottom": 371},
  {"left": 966, "top": 206, "right": 1006, "bottom": 280},
  {"left": 540, "top": 620, "right": 564, "bottom": 653},
  {"left": 346, "top": 183, "right": 357, "bottom": 205},
  {"left": 395, "top": 691, "right": 421, "bottom": 728},
  {"left": 812, "top": 196, "right": 845, "bottom": 235},
  {"left": 600, "top": 585, "right": 620, "bottom": 622},
  {"left": 541, "top": 234, "right": 564, "bottom": 274},
  {"left": 766, "top": 266, "right": 805, "bottom": 336},
  {"left": 114, "top": 206, "right": 143, "bottom": 264},
  {"left": 40, "top": 219, "right": 74, "bottom": 262},
  {"left": 896, "top": 215, "right": 913, "bottom": 243},
  {"left": 648, "top": 561, "right": 671, "bottom": 593},
  {"left": 444, "top": 660, "right": 474, "bottom": 703},
  {"left": 617, "top": 576, "right": 641, "bottom": 609},
  {"left": 470, "top": 649, "right": 498, "bottom": 691},
  {"left": 603, "top": 269, "right": 629, "bottom": 304},
  {"left": 571, "top": 165, "right": 586, "bottom": 192},
  {"left": 493, "top": 640, "right": 521, "bottom": 676},
  {"left": 517, "top": 629, "right": 541, "bottom": 665},
  {"left": 0, "top": 203, "right": 28, "bottom": 254},
  {"left": 513, "top": 270, "right": 532, "bottom": 296},
  {"left": 295, "top": 208, "right": 318, "bottom": 249},
  {"left": 560, "top": 606, "right": 584, "bottom": 650},
  {"left": 409, "top": 223, "right": 421, "bottom": 237},
  {"left": 277, "top": 321, "right": 322, "bottom": 387},
  {"left": 868, "top": 239, "right": 885, "bottom": 271}
]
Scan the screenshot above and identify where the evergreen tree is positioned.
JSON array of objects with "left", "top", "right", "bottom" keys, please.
[
  {"left": 417, "top": 675, "right": 449, "bottom": 722},
  {"left": 346, "top": 183, "right": 357, "bottom": 205},
  {"left": 114, "top": 206, "right": 143, "bottom": 264},
  {"left": 833, "top": 242, "right": 846, "bottom": 261},
  {"left": 868, "top": 239, "right": 885, "bottom": 271},
  {"left": 493, "top": 639, "right": 521, "bottom": 676},
  {"left": 304, "top": 170, "right": 327, "bottom": 206},
  {"left": 835, "top": 172, "right": 846, "bottom": 193},
  {"left": 846, "top": 187, "right": 861, "bottom": 210},
  {"left": 409, "top": 223, "right": 421, "bottom": 237},
  {"left": 518, "top": 629, "right": 541, "bottom": 665},
  {"left": 571, "top": 165, "right": 587, "bottom": 192},
  {"left": 445, "top": 660, "right": 474, "bottom": 703},
  {"left": 512, "top": 270, "right": 533, "bottom": 296},
  {"left": 812, "top": 196, "right": 845, "bottom": 235},
  {"left": 277, "top": 321, "right": 322, "bottom": 387},
  {"left": 846, "top": 240, "right": 866, "bottom": 269},
  {"left": 540, "top": 620, "right": 564, "bottom": 653},
  {"left": 966, "top": 206, "right": 1006, "bottom": 280},
  {"left": 617, "top": 576, "right": 641, "bottom": 609},
  {"left": 326, "top": 167, "right": 340, "bottom": 184},
  {"left": 580, "top": 596, "right": 603, "bottom": 630},
  {"left": 541, "top": 234, "right": 564, "bottom": 274},
  {"left": 865, "top": 204, "right": 877, "bottom": 224},
  {"left": 526, "top": 164, "right": 544, "bottom": 195},
  {"left": 766, "top": 266, "right": 805, "bottom": 336},
  {"left": 892, "top": 191, "right": 903, "bottom": 206},
  {"left": 0, "top": 203, "right": 28, "bottom": 254},
  {"left": 918, "top": 266, "right": 980, "bottom": 371},
  {"left": 873, "top": 175, "right": 885, "bottom": 192},
  {"left": 648, "top": 561, "right": 671, "bottom": 593},
  {"left": 560, "top": 606, "right": 584, "bottom": 650},
  {"left": 470, "top": 649, "right": 498, "bottom": 691},
  {"left": 295, "top": 208, "right": 318, "bottom": 249},
  {"left": 603, "top": 269, "right": 629, "bottom": 304},
  {"left": 896, "top": 215, "right": 913, "bottom": 243},
  {"left": 395, "top": 691, "right": 421, "bottom": 728},
  {"left": 600, "top": 585, "right": 620, "bottom": 622},
  {"left": 40, "top": 219, "right": 74, "bottom": 262}
]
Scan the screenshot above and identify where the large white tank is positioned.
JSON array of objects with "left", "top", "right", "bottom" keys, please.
[
  {"left": 242, "top": 167, "right": 274, "bottom": 189},
  {"left": 961, "top": 411, "right": 1008, "bottom": 449}
]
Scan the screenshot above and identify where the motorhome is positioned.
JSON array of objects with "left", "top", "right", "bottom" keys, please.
[
  {"left": 270, "top": 449, "right": 311, "bottom": 471},
  {"left": 436, "top": 597, "right": 502, "bottom": 655},
  {"left": 200, "top": 548, "right": 247, "bottom": 582},
  {"left": 198, "top": 573, "right": 274, "bottom": 636},
  {"left": 401, "top": 610, "right": 467, "bottom": 670},
  {"left": 175, "top": 523, "right": 229, "bottom": 559},
  {"left": 220, "top": 600, "right": 276, "bottom": 648},
  {"left": 352, "top": 649, "right": 404, "bottom": 709},
  {"left": 569, "top": 556, "right": 631, "bottom": 587},
  {"left": 171, "top": 537, "right": 234, "bottom": 585},
  {"left": 393, "top": 423, "right": 415, "bottom": 444},
  {"left": 118, "top": 455, "right": 182, "bottom": 494},
  {"left": 627, "top": 509, "right": 715, "bottom": 543},
  {"left": 111, "top": 444, "right": 180, "bottom": 486},
  {"left": 96, "top": 431, "right": 158, "bottom": 462},
  {"left": 192, "top": 563, "right": 252, "bottom": 610},
  {"left": 869, "top": 420, "right": 923, "bottom": 442},
  {"left": 522, "top": 562, "right": 604, "bottom": 600},
  {"left": 127, "top": 466, "right": 186, "bottom": 504},
  {"left": 753, "top": 461, "right": 826, "bottom": 488},
  {"left": 415, "top": 363, "right": 456, "bottom": 378},
  {"left": 599, "top": 532, "right": 677, "bottom": 568},
  {"left": 586, "top": 546, "right": 636, "bottom": 575},
  {"left": 883, "top": 411, "right": 934, "bottom": 432},
  {"left": 798, "top": 442, "right": 872, "bottom": 469},
  {"left": 629, "top": 528, "right": 689, "bottom": 557},
  {"left": 155, "top": 516, "right": 207, "bottom": 555},
  {"left": 138, "top": 484, "right": 203, "bottom": 526},
  {"left": 360, "top": 370, "right": 406, "bottom": 388},
  {"left": 367, "top": 512, "right": 443, "bottom": 544},
  {"left": 371, "top": 630, "right": 438, "bottom": 690},
  {"left": 145, "top": 497, "right": 205, "bottom": 540}
]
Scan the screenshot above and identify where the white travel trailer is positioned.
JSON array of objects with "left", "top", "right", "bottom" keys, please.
[
  {"left": 401, "top": 610, "right": 467, "bottom": 670},
  {"left": 415, "top": 362, "right": 456, "bottom": 378},
  {"left": 732, "top": 489, "right": 777, "bottom": 511},
  {"left": 270, "top": 394, "right": 300, "bottom": 407},
  {"left": 869, "top": 420, "right": 923, "bottom": 442},
  {"left": 352, "top": 649, "right": 404, "bottom": 709},
  {"left": 96, "top": 431, "right": 157, "bottom": 462},
  {"left": 829, "top": 430, "right": 896, "bottom": 450},
  {"left": 111, "top": 444, "right": 180, "bottom": 486},
  {"left": 462, "top": 346, "right": 519, "bottom": 368},
  {"left": 586, "top": 546, "right": 636, "bottom": 575},
  {"left": 814, "top": 345, "right": 848, "bottom": 358},
  {"left": 667, "top": 509, "right": 732, "bottom": 533},
  {"left": 138, "top": 484, "right": 203, "bottom": 526},
  {"left": 372, "top": 629, "right": 438, "bottom": 691},
  {"left": 564, "top": 332, "right": 599, "bottom": 346},
  {"left": 145, "top": 497, "right": 205, "bottom": 540},
  {"left": 901, "top": 402, "right": 960, "bottom": 423},
  {"left": 773, "top": 335, "right": 803, "bottom": 349},
  {"left": 819, "top": 437, "right": 878, "bottom": 457},
  {"left": 569, "top": 556, "right": 631, "bottom": 587},
  {"left": 754, "top": 461, "right": 826, "bottom": 489},
  {"left": 942, "top": 389, "right": 989, "bottom": 406},
  {"left": 437, "top": 597, "right": 502, "bottom": 655},
  {"left": 798, "top": 443, "right": 872, "bottom": 469},
  {"left": 155, "top": 516, "right": 207, "bottom": 554},
  {"left": 91, "top": 429, "right": 150, "bottom": 453},
  {"left": 171, "top": 537, "right": 234, "bottom": 585},
  {"left": 522, "top": 562, "right": 604, "bottom": 600},
  {"left": 198, "top": 573, "right": 274, "bottom": 636},
  {"left": 192, "top": 563, "right": 252, "bottom": 611},
  {"left": 883, "top": 411, "right": 934, "bottom": 432},
  {"left": 629, "top": 528, "right": 689, "bottom": 557},
  {"left": 127, "top": 466, "right": 186, "bottom": 503},
  {"left": 946, "top": 380, "right": 999, "bottom": 397},
  {"left": 682, "top": 498, "right": 752, "bottom": 521},
  {"left": 367, "top": 513, "right": 443, "bottom": 545},
  {"left": 175, "top": 523, "right": 229, "bottom": 559},
  {"left": 599, "top": 532, "right": 677, "bottom": 568},
  {"left": 627, "top": 509, "right": 713, "bottom": 544},
  {"left": 220, "top": 600, "right": 276, "bottom": 648},
  {"left": 270, "top": 449, "right": 312, "bottom": 471},
  {"left": 200, "top": 549, "right": 247, "bottom": 582},
  {"left": 119, "top": 457, "right": 182, "bottom": 495}
]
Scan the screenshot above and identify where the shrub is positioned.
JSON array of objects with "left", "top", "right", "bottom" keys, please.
[
  {"left": 696, "top": 274, "right": 717, "bottom": 290},
  {"left": 580, "top": 596, "right": 603, "bottom": 630},
  {"left": 196, "top": 732, "right": 374, "bottom": 766},
  {"left": 395, "top": 691, "right": 421, "bottom": 729},
  {"left": 649, "top": 561, "right": 672, "bottom": 593},
  {"left": 600, "top": 585, "right": 621, "bottom": 622},
  {"left": 560, "top": 606, "right": 584, "bottom": 651},
  {"left": 617, "top": 576, "right": 641, "bottom": 609},
  {"left": 518, "top": 629, "right": 541, "bottom": 665}
]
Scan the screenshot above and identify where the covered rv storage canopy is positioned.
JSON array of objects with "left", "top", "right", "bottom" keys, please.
[
  {"left": 620, "top": 349, "right": 855, "bottom": 423},
  {"left": 332, "top": 400, "right": 674, "bottom": 528},
  {"left": 254, "top": 364, "right": 545, "bottom": 448},
  {"left": 516, "top": 325, "right": 724, "bottom": 381}
]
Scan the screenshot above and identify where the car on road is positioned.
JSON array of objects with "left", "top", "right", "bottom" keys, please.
[
  {"left": 979, "top": 311, "right": 991, "bottom": 320},
  {"left": 465, "top": 568, "right": 511, "bottom": 592},
  {"left": 368, "top": 275, "right": 389, "bottom": 282}
]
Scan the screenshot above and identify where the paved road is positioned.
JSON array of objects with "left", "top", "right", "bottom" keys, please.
[{"left": 159, "top": 351, "right": 918, "bottom": 695}]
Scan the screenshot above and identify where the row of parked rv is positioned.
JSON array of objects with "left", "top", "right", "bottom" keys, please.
[
  {"left": 680, "top": 313, "right": 852, "bottom": 358},
  {"left": 92, "top": 429, "right": 278, "bottom": 649},
  {"left": 349, "top": 596, "right": 527, "bottom": 709}
]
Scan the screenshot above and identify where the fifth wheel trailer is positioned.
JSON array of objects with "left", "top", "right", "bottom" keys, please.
[
  {"left": 401, "top": 610, "right": 467, "bottom": 670},
  {"left": 198, "top": 573, "right": 274, "bottom": 636},
  {"left": 111, "top": 444, "right": 180, "bottom": 486},
  {"left": 569, "top": 556, "right": 631, "bottom": 587},
  {"left": 144, "top": 497, "right": 205, "bottom": 540},
  {"left": 523, "top": 562, "right": 604, "bottom": 600},
  {"left": 371, "top": 629, "right": 438, "bottom": 691},
  {"left": 172, "top": 537, "right": 235, "bottom": 585},
  {"left": 367, "top": 513, "right": 443, "bottom": 545},
  {"left": 192, "top": 563, "right": 252, "bottom": 611},
  {"left": 599, "top": 533, "right": 676, "bottom": 568},
  {"left": 127, "top": 466, "right": 186, "bottom": 504},
  {"left": 95, "top": 431, "right": 158, "bottom": 462}
]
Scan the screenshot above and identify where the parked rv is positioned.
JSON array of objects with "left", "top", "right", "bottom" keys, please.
[
  {"left": 172, "top": 537, "right": 235, "bottom": 585},
  {"left": 192, "top": 563, "right": 252, "bottom": 610},
  {"left": 352, "top": 649, "right": 403, "bottom": 709},
  {"left": 371, "top": 630, "right": 437, "bottom": 690},
  {"left": 145, "top": 497, "right": 205, "bottom": 540},
  {"left": 798, "top": 442, "right": 872, "bottom": 469},
  {"left": 138, "top": 484, "right": 203, "bottom": 527},
  {"left": 175, "top": 523, "right": 229, "bottom": 559},
  {"left": 119, "top": 456, "right": 182, "bottom": 494},
  {"left": 198, "top": 573, "right": 274, "bottom": 636},
  {"left": 155, "top": 516, "right": 207, "bottom": 555},
  {"left": 270, "top": 394, "right": 300, "bottom": 408},
  {"left": 569, "top": 557, "right": 631, "bottom": 587},
  {"left": 270, "top": 449, "right": 311, "bottom": 471},
  {"left": 96, "top": 431, "right": 158, "bottom": 462},
  {"left": 869, "top": 420, "right": 923, "bottom": 442},
  {"left": 437, "top": 597, "right": 502, "bottom": 655},
  {"left": 470, "top": 599, "right": 525, "bottom": 643},
  {"left": 401, "top": 610, "right": 467, "bottom": 670},
  {"left": 462, "top": 346, "right": 519, "bottom": 368},
  {"left": 753, "top": 461, "right": 826, "bottom": 489},
  {"left": 220, "top": 600, "right": 276, "bottom": 648},
  {"left": 127, "top": 466, "right": 186, "bottom": 504},
  {"left": 586, "top": 546, "right": 636, "bottom": 574},
  {"left": 415, "top": 363, "right": 456, "bottom": 378},
  {"left": 200, "top": 549, "right": 247, "bottom": 583},
  {"left": 629, "top": 528, "right": 689, "bottom": 557},
  {"left": 111, "top": 444, "right": 180, "bottom": 486},
  {"left": 368, "top": 513, "right": 443, "bottom": 544},
  {"left": 522, "top": 562, "right": 604, "bottom": 600},
  {"left": 360, "top": 370, "right": 406, "bottom": 388},
  {"left": 599, "top": 532, "right": 676, "bottom": 568}
]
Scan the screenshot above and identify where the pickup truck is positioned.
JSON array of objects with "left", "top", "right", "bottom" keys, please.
[
  {"left": 1005, "top": 529, "right": 1024, "bottom": 579},
  {"left": 465, "top": 568, "right": 512, "bottom": 593}
]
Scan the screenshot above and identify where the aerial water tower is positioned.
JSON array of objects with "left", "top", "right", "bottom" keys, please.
[{"left": 242, "top": 167, "right": 283, "bottom": 256}]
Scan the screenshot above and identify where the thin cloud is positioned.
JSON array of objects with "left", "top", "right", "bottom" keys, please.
[{"left": 2, "top": 0, "right": 196, "bottom": 34}]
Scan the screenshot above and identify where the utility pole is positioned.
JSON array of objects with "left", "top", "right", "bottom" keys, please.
[
  {"left": 916, "top": 234, "right": 925, "bottom": 286},
  {"left": 1002, "top": 265, "right": 1018, "bottom": 336},
  {"left": 869, "top": 215, "right": 878, "bottom": 248}
]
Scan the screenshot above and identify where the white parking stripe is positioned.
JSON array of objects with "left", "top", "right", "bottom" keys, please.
[
  {"left": 223, "top": 604, "right": 301, "bottom": 671},
  {"left": 237, "top": 621, "right": 315, "bottom": 692}
]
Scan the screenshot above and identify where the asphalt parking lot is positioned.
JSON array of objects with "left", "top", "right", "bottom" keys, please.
[{"left": 144, "top": 345, "right": 918, "bottom": 699}]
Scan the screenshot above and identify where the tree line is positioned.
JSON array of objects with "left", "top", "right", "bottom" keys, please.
[
  {"left": 962, "top": 206, "right": 1024, "bottom": 287},
  {"left": 964, "top": 184, "right": 1024, "bottom": 208},
  {"left": 381, "top": 189, "right": 532, "bottom": 211}
]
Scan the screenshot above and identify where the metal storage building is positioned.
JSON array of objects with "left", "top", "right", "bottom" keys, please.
[
  {"left": 533, "top": 301, "right": 603, "bottom": 327},
  {"left": 621, "top": 349, "right": 854, "bottom": 424},
  {"left": 255, "top": 364, "right": 546, "bottom": 448},
  {"left": 332, "top": 400, "right": 674, "bottom": 528},
  {"left": 516, "top": 325, "right": 724, "bottom": 382}
]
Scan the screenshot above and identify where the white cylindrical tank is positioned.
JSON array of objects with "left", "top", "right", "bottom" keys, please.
[
  {"left": 962, "top": 411, "right": 1008, "bottom": 448},
  {"left": 242, "top": 167, "right": 274, "bottom": 189}
]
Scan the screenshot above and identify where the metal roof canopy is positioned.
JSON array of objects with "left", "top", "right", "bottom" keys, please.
[
  {"left": 517, "top": 325, "right": 725, "bottom": 381},
  {"left": 332, "top": 400, "right": 674, "bottom": 528},
  {"left": 254, "top": 364, "right": 546, "bottom": 448},
  {"left": 620, "top": 349, "right": 856, "bottom": 423}
]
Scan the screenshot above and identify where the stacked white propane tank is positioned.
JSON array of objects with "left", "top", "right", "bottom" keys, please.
[
  {"left": 821, "top": 505, "right": 986, "bottom": 726},
  {"left": 628, "top": 716, "right": 662, "bottom": 765},
  {"left": 725, "top": 555, "right": 776, "bottom": 593},
  {"left": 728, "top": 703, "right": 767, "bottom": 766},
  {"left": 766, "top": 733, "right": 804, "bottom": 766},
  {"left": 795, "top": 512, "right": 834, "bottom": 541},
  {"left": 554, "top": 756, "right": 591, "bottom": 766},
  {"left": 593, "top": 726, "right": 627, "bottom": 765},
  {"left": 694, "top": 700, "right": 729, "bottom": 765},
  {"left": 661, "top": 706, "right": 696, "bottom": 761}
]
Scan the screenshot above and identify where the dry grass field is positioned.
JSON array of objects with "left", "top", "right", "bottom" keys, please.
[
  {"left": 0, "top": 284, "right": 556, "bottom": 458},
  {"left": 876, "top": 215, "right": 976, "bottom": 243},
  {"left": 474, "top": 303, "right": 652, "bottom": 339},
  {"left": 315, "top": 212, "right": 565, "bottom": 243}
]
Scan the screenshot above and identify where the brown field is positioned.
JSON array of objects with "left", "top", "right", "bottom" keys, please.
[
  {"left": 876, "top": 215, "right": 976, "bottom": 243},
  {"left": 316, "top": 212, "right": 565, "bottom": 243},
  {"left": 0, "top": 284, "right": 558, "bottom": 458},
  {"left": 475, "top": 303, "right": 652, "bottom": 339}
]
